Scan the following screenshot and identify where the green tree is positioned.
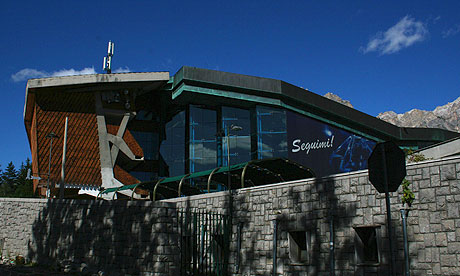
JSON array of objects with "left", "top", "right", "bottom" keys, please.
[
  {"left": 13, "top": 158, "right": 35, "bottom": 198},
  {"left": 0, "top": 159, "right": 37, "bottom": 198},
  {"left": 0, "top": 162, "right": 18, "bottom": 197}
]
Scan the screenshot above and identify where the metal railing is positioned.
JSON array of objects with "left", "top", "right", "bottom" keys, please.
[{"left": 178, "top": 210, "right": 230, "bottom": 276}]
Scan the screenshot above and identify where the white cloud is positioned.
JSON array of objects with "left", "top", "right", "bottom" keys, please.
[
  {"left": 442, "top": 24, "right": 460, "bottom": 38},
  {"left": 361, "top": 16, "right": 428, "bottom": 55},
  {"left": 51, "top": 67, "right": 96, "bottom": 77},
  {"left": 113, "top": 67, "right": 131, "bottom": 73},
  {"left": 11, "top": 67, "right": 97, "bottom": 82},
  {"left": 11, "top": 69, "right": 48, "bottom": 82}
]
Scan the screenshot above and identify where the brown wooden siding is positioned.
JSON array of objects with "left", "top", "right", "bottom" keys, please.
[
  {"left": 33, "top": 92, "right": 101, "bottom": 192},
  {"left": 113, "top": 165, "right": 139, "bottom": 185}
]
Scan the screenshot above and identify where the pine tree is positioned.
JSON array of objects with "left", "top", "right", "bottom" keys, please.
[
  {"left": 14, "top": 158, "right": 35, "bottom": 198},
  {"left": 0, "top": 159, "right": 37, "bottom": 198},
  {"left": 0, "top": 162, "right": 18, "bottom": 197}
]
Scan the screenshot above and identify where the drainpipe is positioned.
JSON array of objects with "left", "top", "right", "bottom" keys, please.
[{"left": 400, "top": 209, "right": 410, "bottom": 276}]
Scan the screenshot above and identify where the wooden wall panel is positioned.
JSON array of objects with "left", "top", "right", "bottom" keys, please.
[{"left": 33, "top": 92, "right": 102, "bottom": 192}]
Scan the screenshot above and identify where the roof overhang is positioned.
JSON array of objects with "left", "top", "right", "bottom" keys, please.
[
  {"left": 24, "top": 72, "right": 170, "bottom": 140},
  {"left": 172, "top": 66, "right": 460, "bottom": 144}
]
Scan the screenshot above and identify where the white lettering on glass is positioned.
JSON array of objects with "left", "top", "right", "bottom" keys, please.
[{"left": 291, "top": 136, "right": 334, "bottom": 154}]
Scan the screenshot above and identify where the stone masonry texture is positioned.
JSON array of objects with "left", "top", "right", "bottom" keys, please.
[
  {"left": 0, "top": 199, "right": 180, "bottom": 275},
  {"left": 0, "top": 156, "right": 459, "bottom": 275}
]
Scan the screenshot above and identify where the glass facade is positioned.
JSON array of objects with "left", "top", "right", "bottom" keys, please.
[
  {"left": 256, "top": 106, "right": 288, "bottom": 159},
  {"left": 131, "top": 131, "right": 159, "bottom": 160},
  {"left": 222, "top": 106, "right": 251, "bottom": 166},
  {"left": 160, "top": 111, "right": 186, "bottom": 177},
  {"left": 124, "top": 102, "right": 374, "bottom": 184},
  {"left": 189, "top": 105, "right": 218, "bottom": 173}
]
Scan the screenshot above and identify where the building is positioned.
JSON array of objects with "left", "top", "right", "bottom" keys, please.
[{"left": 23, "top": 66, "right": 459, "bottom": 198}]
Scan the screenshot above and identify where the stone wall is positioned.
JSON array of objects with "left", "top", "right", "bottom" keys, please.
[
  {"left": 0, "top": 199, "right": 179, "bottom": 275},
  {"left": 166, "top": 155, "right": 460, "bottom": 276},
  {"left": 0, "top": 156, "right": 459, "bottom": 276}
]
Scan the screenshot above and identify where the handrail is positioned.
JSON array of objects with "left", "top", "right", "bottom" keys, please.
[
  {"left": 152, "top": 178, "right": 166, "bottom": 201},
  {"left": 96, "top": 190, "right": 103, "bottom": 200},
  {"left": 207, "top": 167, "right": 221, "bottom": 192},
  {"left": 178, "top": 174, "right": 191, "bottom": 197},
  {"left": 130, "top": 183, "right": 143, "bottom": 201},
  {"left": 112, "top": 186, "right": 124, "bottom": 200},
  {"left": 241, "top": 161, "right": 256, "bottom": 188}
]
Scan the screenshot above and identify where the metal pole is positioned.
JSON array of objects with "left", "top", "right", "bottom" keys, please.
[
  {"left": 59, "top": 117, "right": 68, "bottom": 199},
  {"left": 226, "top": 125, "right": 233, "bottom": 276},
  {"left": 273, "top": 219, "right": 277, "bottom": 276},
  {"left": 381, "top": 146, "right": 396, "bottom": 276},
  {"left": 46, "top": 132, "right": 58, "bottom": 198},
  {"left": 400, "top": 209, "right": 410, "bottom": 276},
  {"left": 227, "top": 125, "right": 231, "bottom": 192},
  {"left": 224, "top": 124, "right": 241, "bottom": 275}
]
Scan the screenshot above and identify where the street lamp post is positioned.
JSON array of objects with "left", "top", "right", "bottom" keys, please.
[
  {"left": 225, "top": 124, "right": 242, "bottom": 273},
  {"left": 46, "top": 132, "right": 58, "bottom": 198},
  {"left": 226, "top": 124, "right": 242, "bottom": 192}
]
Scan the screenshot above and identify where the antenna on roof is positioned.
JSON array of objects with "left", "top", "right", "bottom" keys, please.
[{"left": 103, "top": 41, "right": 114, "bottom": 74}]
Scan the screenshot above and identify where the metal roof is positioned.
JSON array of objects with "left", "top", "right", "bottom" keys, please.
[{"left": 172, "top": 66, "right": 459, "bottom": 144}]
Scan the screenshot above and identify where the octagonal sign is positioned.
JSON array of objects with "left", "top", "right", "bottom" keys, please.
[{"left": 368, "top": 141, "right": 406, "bottom": 193}]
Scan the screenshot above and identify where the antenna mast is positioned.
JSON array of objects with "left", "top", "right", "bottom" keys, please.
[{"left": 103, "top": 41, "right": 114, "bottom": 74}]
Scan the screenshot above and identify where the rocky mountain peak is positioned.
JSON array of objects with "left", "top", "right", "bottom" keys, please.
[
  {"left": 377, "top": 97, "right": 460, "bottom": 133},
  {"left": 323, "top": 92, "right": 354, "bottom": 108},
  {"left": 321, "top": 92, "right": 460, "bottom": 133}
]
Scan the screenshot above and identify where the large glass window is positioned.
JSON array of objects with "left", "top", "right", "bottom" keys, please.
[
  {"left": 189, "top": 106, "right": 217, "bottom": 173},
  {"left": 130, "top": 131, "right": 159, "bottom": 160},
  {"left": 222, "top": 106, "right": 251, "bottom": 166},
  {"left": 160, "top": 111, "right": 186, "bottom": 177},
  {"left": 256, "top": 106, "right": 287, "bottom": 159},
  {"left": 130, "top": 171, "right": 157, "bottom": 182}
]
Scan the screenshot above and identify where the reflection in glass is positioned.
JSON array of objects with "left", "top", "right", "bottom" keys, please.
[
  {"left": 189, "top": 106, "right": 217, "bottom": 173},
  {"left": 222, "top": 106, "right": 251, "bottom": 166},
  {"left": 131, "top": 131, "right": 159, "bottom": 160},
  {"left": 130, "top": 171, "right": 157, "bottom": 182},
  {"left": 160, "top": 111, "right": 186, "bottom": 177},
  {"left": 256, "top": 106, "right": 287, "bottom": 159}
]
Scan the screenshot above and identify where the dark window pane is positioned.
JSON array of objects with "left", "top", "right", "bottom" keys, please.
[
  {"left": 131, "top": 131, "right": 159, "bottom": 160},
  {"left": 189, "top": 106, "right": 217, "bottom": 172},
  {"left": 160, "top": 111, "right": 186, "bottom": 176},
  {"left": 222, "top": 106, "right": 251, "bottom": 166},
  {"left": 256, "top": 106, "right": 287, "bottom": 159}
]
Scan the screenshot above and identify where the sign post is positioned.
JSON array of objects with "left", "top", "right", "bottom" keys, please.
[{"left": 368, "top": 141, "right": 406, "bottom": 276}]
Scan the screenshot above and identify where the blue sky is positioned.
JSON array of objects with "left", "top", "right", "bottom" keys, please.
[{"left": 1, "top": 1, "right": 459, "bottom": 168}]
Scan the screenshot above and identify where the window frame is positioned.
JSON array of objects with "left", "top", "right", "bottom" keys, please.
[
  {"left": 353, "top": 225, "right": 381, "bottom": 266},
  {"left": 288, "top": 230, "right": 315, "bottom": 265}
]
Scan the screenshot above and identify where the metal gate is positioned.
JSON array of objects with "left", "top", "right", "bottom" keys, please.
[{"left": 178, "top": 210, "right": 230, "bottom": 276}]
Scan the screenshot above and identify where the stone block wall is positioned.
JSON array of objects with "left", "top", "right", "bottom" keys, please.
[
  {"left": 0, "top": 199, "right": 179, "bottom": 275},
  {"left": 0, "top": 156, "right": 459, "bottom": 275},
  {"left": 167, "top": 156, "right": 460, "bottom": 276}
]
